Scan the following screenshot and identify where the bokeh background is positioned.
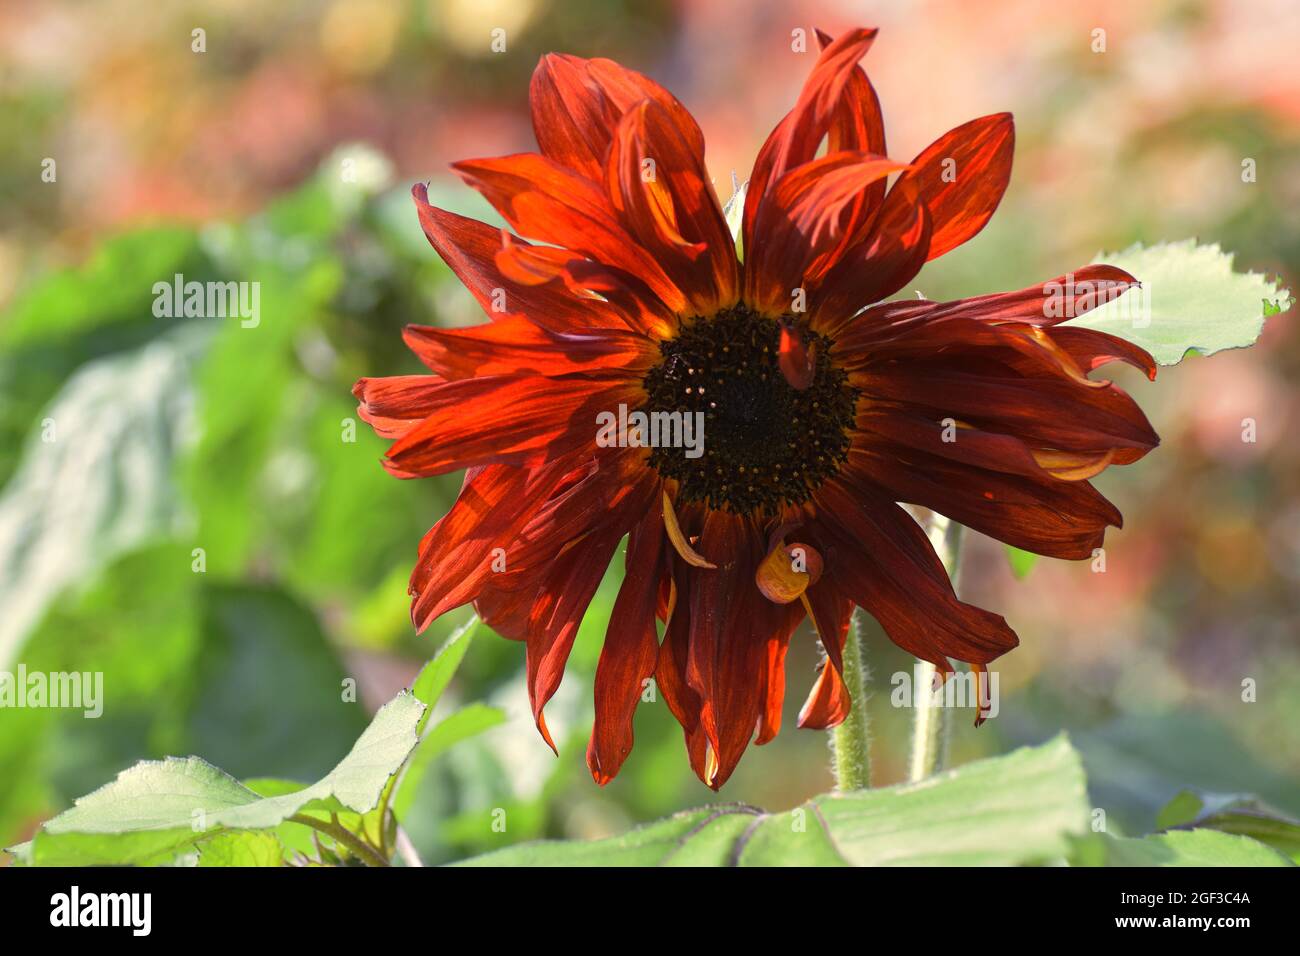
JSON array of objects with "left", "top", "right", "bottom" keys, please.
[{"left": 2, "top": 0, "right": 1298, "bottom": 863}]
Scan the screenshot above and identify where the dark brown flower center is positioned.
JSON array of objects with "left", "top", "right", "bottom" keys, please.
[{"left": 641, "top": 304, "right": 857, "bottom": 515}]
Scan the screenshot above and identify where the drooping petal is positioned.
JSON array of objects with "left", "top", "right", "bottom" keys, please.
[
  {"left": 681, "top": 511, "right": 797, "bottom": 788},
  {"left": 409, "top": 456, "right": 581, "bottom": 631},
  {"left": 797, "top": 579, "right": 854, "bottom": 729},
  {"left": 653, "top": 562, "right": 712, "bottom": 783},
  {"left": 811, "top": 475, "right": 1019, "bottom": 666},
  {"left": 754, "top": 600, "right": 805, "bottom": 745},
  {"left": 524, "top": 520, "right": 648, "bottom": 751},
  {"left": 588, "top": 494, "right": 669, "bottom": 783}
]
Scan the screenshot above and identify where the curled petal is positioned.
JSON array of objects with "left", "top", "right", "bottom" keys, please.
[
  {"left": 662, "top": 490, "right": 717, "bottom": 568},
  {"left": 530, "top": 52, "right": 702, "bottom": 183},
  {"left": 587, "top": 493, "right": 668, "bottom": 783},
  {"left": 1030, "top": 447, "right": 1116, "bottom": 482},
  {"left": 755, "top": 540, "right": 823, "bottom": 603},
  {"left": 1047, "top": 326, "right": 1158, "bottom": 381}
]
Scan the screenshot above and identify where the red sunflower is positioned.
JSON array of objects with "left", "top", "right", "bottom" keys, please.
[{"left": 355, "top": 27, "right": 1158, "bottom": 789}]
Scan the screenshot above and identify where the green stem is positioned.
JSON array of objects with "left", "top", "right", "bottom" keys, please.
[
  {"left": 829, "top": 610, "right": 871, "bottom": 791},
  {"left": 907, "top": 513, "right": 964, "bottom": 783},
  {"left": 288, "top": 813, "right": 390, "bottom": 867}
]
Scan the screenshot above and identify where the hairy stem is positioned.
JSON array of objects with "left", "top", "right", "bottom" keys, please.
[
  {"left": 829, "top": 609, "right": 871, "bottom": 791},
  {"left": 908, "top": 513, "right": 964, "bottom": 782}
]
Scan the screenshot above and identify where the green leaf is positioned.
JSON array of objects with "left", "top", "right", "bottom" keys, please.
[
  {"left": 1156, "top": 789, "right": 1206, "bottom": 829},
  {"left": 186, "top": 584, "right": 368, "bottom": 782},
  {"left": 411, "top": 615, "right": 480, "bottom": 735},
  {"left": 456, "top": 807, "right": 760, "bottom": 867},
  {"left": 197, "top": 831, "right": 284, "bottom": 867},
  {"left": 387, "top": 618, "right": 500, "bottom": 825},
  {"left": 0, "top": 227, "right": 206, "bottom": 350},
  {"left": 391, "top": 703, "right": 506, "bottom": 823},
  {"left": 0, "top": 227, "right": 218, "bottom": 489},
  {"left": 459, "top": 734, "right": 1088, "bottom": 867},
  {"left": 1070, "top": 240, "right": 1292, "bottom": 366},
  {"left": 17, "top": 690, "right": 423, "bottom": 866},
  {"left": 1072, "top": 710, "right": 1300, "bottom": 829},
  {"left": 1084, "top": 829, "right": 1293, "bottom": 867},
  {"left": 0, "top": 329, "right": 206, "bottom": 670},
  {"left": 1156, "top": 790, "right": 1300, "bottom": 861},
  {"left": 738, "top": 733, "right": 1088, "bottom": 866},
  {"left": 1004, "top": 544, "right": 1039, "bottom": 580}
]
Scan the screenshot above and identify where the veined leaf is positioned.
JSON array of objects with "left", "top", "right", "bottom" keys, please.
[
  {"left": 197, "top": 830, "right": 284, "bottom": 867},
  {"left": 1071, "top": 240, "right": 1291, "bottom": 366},
  {"left": 1080, "top": 829, "right": 1293, "bottom": 867},
  {"left": 456, "top": 807, "right": 760, "bottom": 867},
  {"left": 13, "top": 691, "right": 423, "bottom": 866},
  {"left": 458, "top": 735, "right": 1090, "bottom": 867}
]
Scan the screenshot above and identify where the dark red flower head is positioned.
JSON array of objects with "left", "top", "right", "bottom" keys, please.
[{"left": 355, "top": 28, "right": 1158, "bottom": 789}]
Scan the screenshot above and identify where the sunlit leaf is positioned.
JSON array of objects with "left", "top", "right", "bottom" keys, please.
[
  {"left": 197, "top": 830, "right": 284, "bottom": 867},
  {"left": 14, "top": 691, "right": 423, "bottom": 866},
  {"left": 1071, "top": 240, "right": 1292, "bottom": 366},
  {"left": 1080, "top": 829, "right": 1293, "bottom": 867},
  {"left": 457, "top": 735, "right": 1089, "bottom": 866}
]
